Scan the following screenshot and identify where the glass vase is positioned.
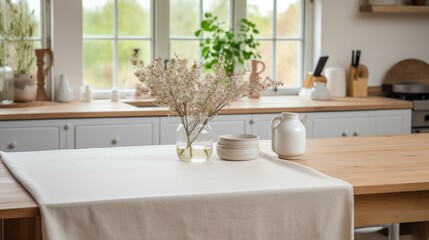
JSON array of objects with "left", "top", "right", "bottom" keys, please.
[
  {"left": 176, "top": 122, "right": 213, "bottom": 163},
  {"left": 0, "top": 66, "right": 14, "bottom": 104}
]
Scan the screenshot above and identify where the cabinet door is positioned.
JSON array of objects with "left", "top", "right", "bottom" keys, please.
[
  {"left": 376, "top": 109, "right": 411, "bottom": 135},
  {"left": 73, "top": 118, "right": 159, "bottom": 149},
  {"left": 251, "top": 113, "right": 309, "bottom": 140},
  {"left": 307, "top": 111, "right": 377, "bottom": 138},
  {"left": 0, "top": 120, "right": 66, "bottom": 152},
  {"left": 160, "top": 115, "right": 252, "bottom": 145}
]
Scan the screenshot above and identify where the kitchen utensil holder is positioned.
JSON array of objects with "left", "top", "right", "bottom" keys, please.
[
  {"left": 348, "top": 64, "right": 368, "bottom": 97},
  {"left": 303, "top": 73, "right": 327, "bottom": 88}
]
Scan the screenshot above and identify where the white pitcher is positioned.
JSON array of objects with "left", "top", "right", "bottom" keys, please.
[{"left": 271, "top": 112, "right": 306, "bottom": 160}]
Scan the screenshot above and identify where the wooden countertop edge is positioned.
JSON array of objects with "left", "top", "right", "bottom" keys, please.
[
  {"left": 0, "top": 99, "right": 413, "bottom": 121},
  {"left": 0, "top": 206, "right": 40, "bottom": 219},
  {"left": 354, "top": 182, "right": 429, "bottom": 195}
]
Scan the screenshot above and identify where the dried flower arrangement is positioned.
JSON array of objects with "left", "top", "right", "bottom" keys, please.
[{"left": 131, "top": 49, "right": 280, "bottom": 158}]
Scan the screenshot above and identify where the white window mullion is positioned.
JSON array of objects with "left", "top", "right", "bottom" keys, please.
[
  {"left": 113, "top": 0, "right": 118, "bottom": 88},
  {"left": 154, "top": 0, "right": 169, "bottom": 60},
  {"left": 234, "top": 0, "right": 246, "bottom": 30},
  {"left": 272, "top": 0, "right": 277, "bottom": 85}
]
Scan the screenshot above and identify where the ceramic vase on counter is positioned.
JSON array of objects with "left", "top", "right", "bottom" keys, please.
[
  {"left": 14, "top": 74, "right": 37, "bottom": 102},
  {"left": 248, "top": 60, "right": 266, "bottom": 98},
  {"left": 56, "top": 74, "right": 72, "bottom": 102}
]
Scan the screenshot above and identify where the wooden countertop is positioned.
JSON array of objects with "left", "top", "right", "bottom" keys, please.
[
  {"left": 2, "top": 133, "right": 429, "bottom": 219},
  {"left": 0, "top": 96, "right": 412, "bottom": 121},
  {"left": 294, "top": 134, "right": 429, "bottom": 195}
]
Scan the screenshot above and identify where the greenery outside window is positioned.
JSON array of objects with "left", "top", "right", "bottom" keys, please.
[
  {"left": 247, "top": 0, "right": 306, "bottom": 90},
  {"left": 169, "top": 0, "right": 230, "bottom": 62},
  {"left": 1, "top": 0, "right": 47, "bottom": 74},
  {"left": 82, "top": 0, "right": 152, "bottom": 90},
  {"left": 81, "top": 0, "right": 310, "bottom": 94}
]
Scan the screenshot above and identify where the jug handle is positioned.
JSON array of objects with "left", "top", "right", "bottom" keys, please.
[
  {"left": 300, "top": 114, "right": 307, "bottom": 127},
  {"left": 271, "top": 116, "right": 281, "bottom": 152}
]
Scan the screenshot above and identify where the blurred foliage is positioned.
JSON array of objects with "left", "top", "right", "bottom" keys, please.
[
  {"left": 247, "top": 1, "right": 301, "bottom": 87},
  {"left": 82, "top": 0, "right": 302, "bottom": 89},
  {"left": 1, "top": 0, "right": 37, "bottom": 74},
  {"left": 195, "top": 13, "right": 261, "bottom": 74},
  {"left": 83, "top": 0, "right": 150, "bottom": 89}
]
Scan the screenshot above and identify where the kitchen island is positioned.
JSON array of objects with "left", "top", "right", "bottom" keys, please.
[{"left": 1, "top": 134, "right": 429, "bottom": 239}]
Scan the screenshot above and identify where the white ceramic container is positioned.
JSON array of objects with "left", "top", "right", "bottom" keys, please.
[{"left": 271, "top": 112, "right": 306, "bottom": 160}]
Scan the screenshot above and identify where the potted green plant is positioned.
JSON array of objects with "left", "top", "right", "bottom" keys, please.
[
  {"left": 6, "top": 0, "right": 36, "bottom": 102},
  {"left": 195, "top": 13, "right": 261, "bottom": 75}
]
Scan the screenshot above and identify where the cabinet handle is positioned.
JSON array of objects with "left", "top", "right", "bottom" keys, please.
[
  {"left": 64, "top": 123, "right": 71, "bottom": 130},
  {"left": 353, "top": 131, "right": 360, "bottom": 137},
  {"left": 8, "top": 141, "right": 17, "bottom": 150},
  {"left": 342, "top": 131, "right": 348, "bottom": 137},
  {"left": 112, "top": 138, "right": 120, "bottom": 145},
  {"left": 249, "top": 119, "right": 255, "bottom": 125}
]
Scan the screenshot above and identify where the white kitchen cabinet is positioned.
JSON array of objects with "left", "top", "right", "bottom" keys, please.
[
  {"left": 306, "top": 109, "right": 411, "bottom": 139},
  {"left": 160, "top": 115, "right": 252, "bottom": 145},
  {"left": 375, "top": 109, "right": 411, "bottom": 135},
  {"left": 0, "top": 120, "right": 69, "bottom": 152},
  {"left": 72, "top": 117, "right": 159, "bottom": 149}
]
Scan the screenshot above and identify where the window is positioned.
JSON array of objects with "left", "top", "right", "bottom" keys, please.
[
  {"left": 0, "top": 0, "right": 47, "bottom": 73},
  {"left": 169, "top": 0, "right": 230, "bottom": 62},
  {"left": 79, "top": 0, "right": 310, "bottom": 93},
  {"left": 247, "top": 0, "right": 305, "bottom": 89},
  {"left": 82, "top": 0, "right": 152, "bottom": 90}
]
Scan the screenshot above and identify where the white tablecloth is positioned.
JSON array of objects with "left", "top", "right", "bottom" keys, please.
[{"left": 1, "top": 143, "right": 353, "bottom": 240}]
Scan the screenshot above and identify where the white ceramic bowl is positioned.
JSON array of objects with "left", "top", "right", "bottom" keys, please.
[
  {"left": 216, "top": 145, "right": 260, "bottom": 161},
  {"left": 218, "top": 134, "right": 260, "bottom": 147},
  {"left": 217, "top": 142, "right": 259, "bottom": 150}
]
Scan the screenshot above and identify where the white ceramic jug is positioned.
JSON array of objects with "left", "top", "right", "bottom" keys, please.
[{"left": 271, "top": 112, "right": 306, "bottom": 160}]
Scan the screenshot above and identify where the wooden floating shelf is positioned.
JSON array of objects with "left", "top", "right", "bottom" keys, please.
[{"left": 360, "top": 5, "right": 429, "bottom": 13}]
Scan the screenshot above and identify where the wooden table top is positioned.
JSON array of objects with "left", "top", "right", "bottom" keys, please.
[
  {"left": 0, "top": 96, "right": 412, "bottom": 120},
  {"left": 0, "top": 159, "right": 39, "bottom": 219},
  {"left": 295, "top": 134, "right": 429, "bottom": 195},
  {"left": 1, "top": 133, "right": 428, "bottom": 219}
]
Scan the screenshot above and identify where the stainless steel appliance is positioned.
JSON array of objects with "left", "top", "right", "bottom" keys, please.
[{"left": 382, "top": 59, "right": 429, "bottom": 133}]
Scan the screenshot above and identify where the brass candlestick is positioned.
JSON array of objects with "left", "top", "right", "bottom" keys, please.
[{"left": 35, "top": 48, "right": 53, "bottom": 101}]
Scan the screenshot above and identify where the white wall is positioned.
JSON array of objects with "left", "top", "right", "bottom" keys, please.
[
  {"left": 51, "top": 0, "right": 83, "bottom": 100},
  {"left": 314, "top": 0, "right": 429, "bottom": 86}
]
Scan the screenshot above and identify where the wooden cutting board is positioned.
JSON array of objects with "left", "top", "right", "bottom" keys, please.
[{"left": 383, "top": 59, "right": 429, "bottom": 84}]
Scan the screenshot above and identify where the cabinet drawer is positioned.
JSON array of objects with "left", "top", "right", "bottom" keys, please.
[
  {"left": 75, "top": 123, "right": 156, "bottom": 149},
  {"left": 309, "top": 111, "right": 377, "bottom": 138},
  {"left": 0, "top": 127, "right": 60, "bottom": 152}
]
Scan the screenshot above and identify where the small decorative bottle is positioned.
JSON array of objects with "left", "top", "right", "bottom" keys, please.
[{"left": 81, "top": 84, "right": 92, "bottom": 102}]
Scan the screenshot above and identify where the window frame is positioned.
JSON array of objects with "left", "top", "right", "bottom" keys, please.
[{"left": 52, "top": 0, "right": 313, "bottom": 99}]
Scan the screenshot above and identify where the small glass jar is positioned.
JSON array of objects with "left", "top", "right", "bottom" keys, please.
[
  {"left": 0, "top": 66, "right": 14, "bottom": 104},
  {"left": 176, "top": 122, "right": 213, "bottom": 163}
]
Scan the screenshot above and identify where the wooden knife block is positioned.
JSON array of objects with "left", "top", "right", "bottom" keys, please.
[
  {"left": 303, "top": 73, "right": 327, "bottom": 88},
  {"left": 348, "top": 64, "right": 368, "bottom": 97}
]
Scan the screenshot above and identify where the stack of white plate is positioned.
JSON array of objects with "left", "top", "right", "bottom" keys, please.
[{"left": 217, "top": 134, "right": 260, "bottom": 161}]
